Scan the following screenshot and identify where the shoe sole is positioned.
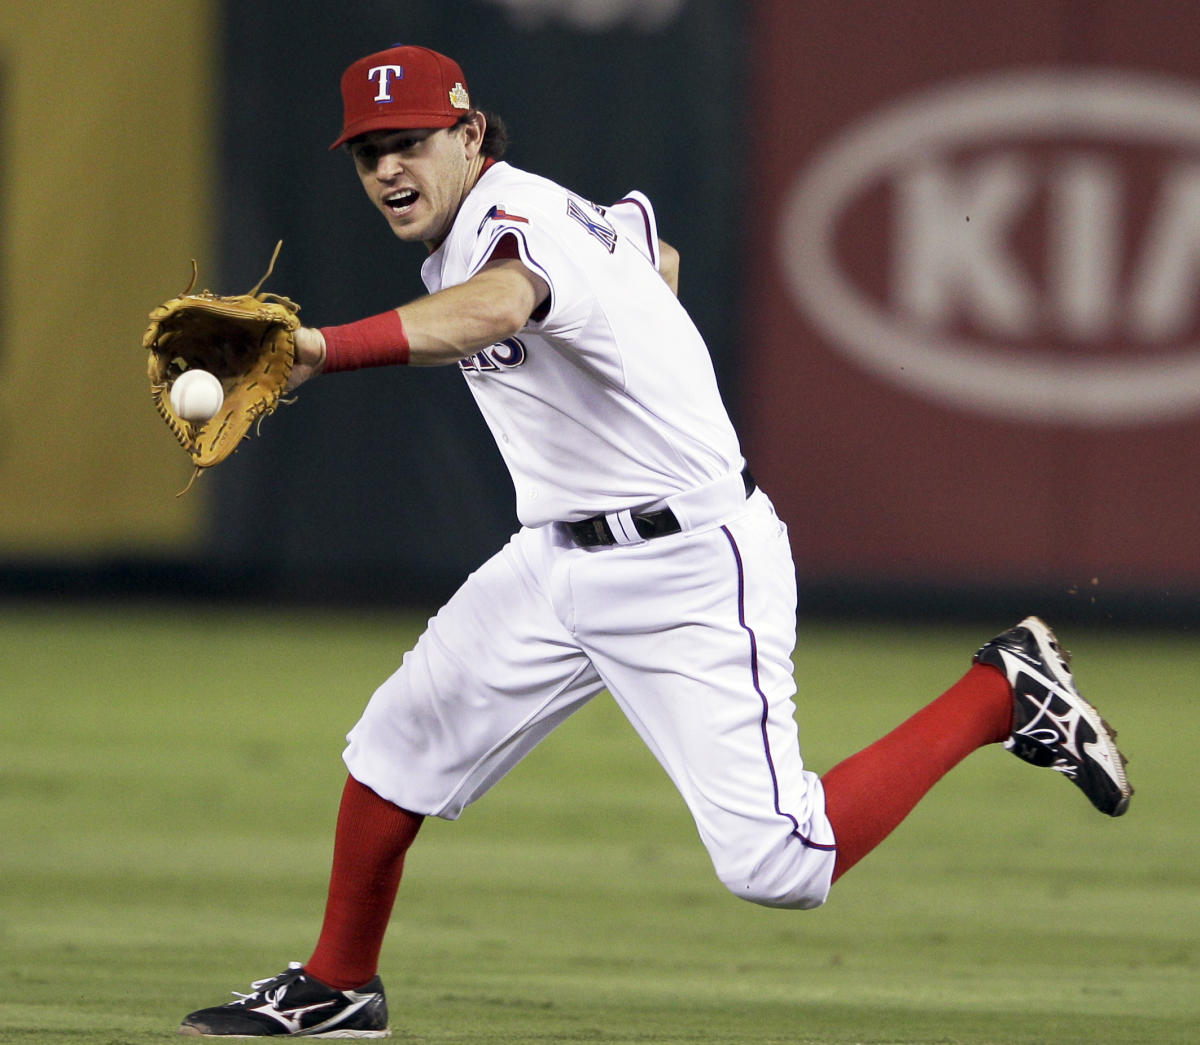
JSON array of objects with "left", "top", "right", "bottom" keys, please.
[{"left": 1019, "top": 616, "right": 1132, "bottom": 816}]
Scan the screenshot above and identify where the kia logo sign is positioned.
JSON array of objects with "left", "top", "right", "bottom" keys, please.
[{"left": 780, "top": 70, "right": 1200, "bottom": 426}]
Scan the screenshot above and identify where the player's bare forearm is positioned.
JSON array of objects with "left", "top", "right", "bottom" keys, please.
[
  {"left": 286, "top": 258, "right": 548, "bottom": 390},
  {"left": 398, "top": 258, "right": 547, "bottom": 365}
]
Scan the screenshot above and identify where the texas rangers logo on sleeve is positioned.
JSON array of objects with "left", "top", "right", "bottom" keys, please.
[{"left": 477, "top": 204, "right": 530, "bottom": 234}]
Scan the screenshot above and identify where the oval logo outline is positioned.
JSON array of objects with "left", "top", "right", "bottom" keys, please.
[{"left": 779, "top": 69, "right": 1200, "bottom": 426}]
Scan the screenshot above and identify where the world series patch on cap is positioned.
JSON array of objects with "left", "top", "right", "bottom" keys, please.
[{"left": 331, "top": 45, "right": 472, "bottom": 149}]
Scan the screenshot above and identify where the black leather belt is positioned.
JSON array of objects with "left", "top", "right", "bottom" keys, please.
[{"left": 566, "top": 467, "right": 756, "bottom": 548}]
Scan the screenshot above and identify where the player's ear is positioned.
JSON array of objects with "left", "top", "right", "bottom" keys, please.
[{"left": 459, "top": 110, "right": 486, "bottom": 156}]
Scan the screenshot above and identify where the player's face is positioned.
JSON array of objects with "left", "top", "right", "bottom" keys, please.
[{"left": 349, "top": 120, "right": 484, "bottom": 248}]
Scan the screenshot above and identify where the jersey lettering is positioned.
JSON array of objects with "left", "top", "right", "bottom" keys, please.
[
  {"left": 459, "top": 336, "right": 528, "bottom": 373},
  {"left": 566, "top": 198, "right": 618, "bottom": 253}
]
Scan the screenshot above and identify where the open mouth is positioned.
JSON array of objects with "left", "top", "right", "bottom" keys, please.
[{"left": 384, "top": 189, "right": 419, "bottom": 215}]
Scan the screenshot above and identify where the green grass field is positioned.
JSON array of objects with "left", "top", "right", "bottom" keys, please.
[{"left": 0, "top": 602, "right": 1195, "bottom": 1044}]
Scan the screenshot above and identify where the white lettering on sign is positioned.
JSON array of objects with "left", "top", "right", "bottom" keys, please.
[
  {"left": 1130, "top": 165, "right": 1200, "bottom": 340},
  {"left": 894, "top": 156, "right": 1036, "bottom": 338},
  {"left": 779, "top": 70, "right": 1200, "bottom": 426}
]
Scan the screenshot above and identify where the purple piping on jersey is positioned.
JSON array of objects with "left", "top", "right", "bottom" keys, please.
[
  {"left": 611, "top": 196, "right": 656, "bottom": 262},
  {"left": 720, "top": 525, "right": 837, "bottom": 853}
]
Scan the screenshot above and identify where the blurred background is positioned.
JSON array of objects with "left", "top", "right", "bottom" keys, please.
[{"left": 4, "top": 0, "right": 1200, "bottom": 626}]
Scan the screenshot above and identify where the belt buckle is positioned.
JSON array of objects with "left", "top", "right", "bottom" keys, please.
[{"left": 573, "top": 516, "right": 612, "bottom": 547}]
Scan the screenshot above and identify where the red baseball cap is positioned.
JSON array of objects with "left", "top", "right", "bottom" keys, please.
[{"left": 330, "top": 45, "right": 472, "bottom": 150}]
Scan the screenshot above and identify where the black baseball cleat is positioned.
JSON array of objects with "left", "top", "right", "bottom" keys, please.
[
  {"left": 179, "top": 962, "right": 390, "bottom": 1038},
  {"left": 975, "top": 616, "right": 1132, "bottom": 817}
]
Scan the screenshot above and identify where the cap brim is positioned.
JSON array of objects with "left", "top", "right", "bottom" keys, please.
[{"left": 330, "top": 112, "right": 461, "bottom": 150}]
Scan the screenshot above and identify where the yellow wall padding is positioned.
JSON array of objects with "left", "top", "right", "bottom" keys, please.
[{"left": 0, "top": 0, "right": 216, "bottom": 555}]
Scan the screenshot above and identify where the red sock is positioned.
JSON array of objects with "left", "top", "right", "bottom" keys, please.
[
  {"left": 822, "top": 663, "right": 1012, "bottom": 883},
  {"left": 304, "top": 775, "right": 423, "bottom": 989}
]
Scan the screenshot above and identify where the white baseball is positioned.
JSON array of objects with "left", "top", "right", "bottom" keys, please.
[{"left": 170, "top": 369, "right": 225, "bottom": 422}]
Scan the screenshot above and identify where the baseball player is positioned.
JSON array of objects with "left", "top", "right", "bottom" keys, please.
[{"left": 179, "top": 45, "right": 1133, "bottom": 1038}]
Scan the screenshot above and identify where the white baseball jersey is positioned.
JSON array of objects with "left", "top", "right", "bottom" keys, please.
[
  {"left": 420, "top": 162, "right": 743, "bottom": 526},
  {"left": 345, "top": 163, "right": 837, "bottom": 911}
]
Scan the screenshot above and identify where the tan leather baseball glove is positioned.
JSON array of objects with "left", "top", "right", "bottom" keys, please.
[{"left": 144, "top": 241, "right": 300, "bottom": 491}]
